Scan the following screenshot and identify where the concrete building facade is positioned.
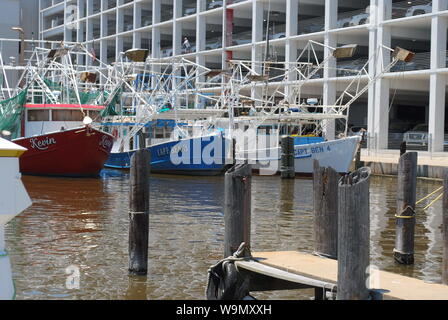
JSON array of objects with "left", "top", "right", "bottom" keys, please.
[
  {"left": 0, "top": 0, "right": 39, "bottom": 93},
  {"left": 37, "top": 0, "right": 448, "bottom": 162}
]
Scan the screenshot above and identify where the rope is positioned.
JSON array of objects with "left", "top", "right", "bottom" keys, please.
[
  {"left": 395, "top": 205, "right": 415, "bottom": 219},
  {"left": 205, "top": 242, "right": 251, "bottom": 299},
  {"left": 395, "top": 214, "right": 415, "bottom": 219},
  {"left": 416, "top": 186, "right": 444, "bottom": 205},
  {"left": 423, "top": 193, "right": 444, "bottom": 211}
]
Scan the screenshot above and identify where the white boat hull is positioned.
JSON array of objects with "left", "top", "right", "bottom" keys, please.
[{"left": 236, "top": 136, "right": 361, "bottom": 175}]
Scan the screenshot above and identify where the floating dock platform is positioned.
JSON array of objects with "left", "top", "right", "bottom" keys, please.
[
  {"left": 361, "top": 149, "right": 448, "bottom": 179},
  {"left": 235, "top": 251, "right": 448, "bottom": 300}
]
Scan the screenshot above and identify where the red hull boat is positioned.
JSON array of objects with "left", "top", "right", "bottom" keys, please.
[{"left": 13, "top": 126, "right": 114, "bottom": 177}]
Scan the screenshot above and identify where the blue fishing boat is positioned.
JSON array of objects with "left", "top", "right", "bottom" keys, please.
[{"left": 102, "top": 118, "right": 230, "bottom": 175}]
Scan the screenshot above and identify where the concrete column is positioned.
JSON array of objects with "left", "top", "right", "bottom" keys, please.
[
  {"left": 151, "top": 0, "right": 162, "bottom": 88},
  {"left": 76, "top": 19, "right": 85, "bottom": 65},
  {"left": 196, "top": 53, "right": 206, "bottom": 109},
  {"left": 116, "top": 37, "right": 123, "bottom": 61},
  {"left": 86, "top": 0, "right": 93, "bottom": 16},
  {"left": 373, "top": 0, "right": 391, "bottom": 150},
  {"left": 251, "top": 0, "right": 264, "bottom": 103},
  {"left": 63, "top": 1, "right": 72, "bottom": 42},
  {"left": 197, "top": 0, "right": 206, "bottom": 12},
  {"left": 173, "top": 0, "right": 183, "bottom": 55},
  {"left": 100, "top": 5, "right": 108, "bottom": 70},
  {"left": 322, "top": 0, "right": 338, "bottom": 140},
  {"left": 133, "top": 1, "right": 142, "bottom": 48},
  {"left": 116, "top": 4, "right": 124, "bottom": 33},
  {"left": 285, "top": 0, "right": 298, "bottom": 102},
  {"left": 196, "top": 11, "right": 206, "bottom": 52},
  {"left": 38, "top": 0, "right": 42, "bottom": 38},
  {"left": 367, "top": 0, "right": 378, "bottom": 150},
  {"left": 222, "top": 1, "right": 233, "bottom": 71},
  {"left": 101, "top": 0, "right": 107, "bottom": 11},
  {"left": 428, "top": 0, "right": 448, "bottom": 152},
  {"left": 99, "top": 40, "right": 107, "bottom": 83}
]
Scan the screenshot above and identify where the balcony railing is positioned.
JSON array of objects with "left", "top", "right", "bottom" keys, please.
[
  {"left": 298, "top": 17, "right": 325, "bottom": 35},
  {"left": 206, "top": 0, "right": 223, "bottom": 11},
  {"left": 336, "top": 58, "right": 369, "bottom": 77},
  {"left": 391, "top": 0, "right": 432, "bottom": 20},
  {"left": 205, "top": 37, "right": 222, "bottom": 50},
  {"left": 390, "top": 51, "right": 431, "bottom": 72},
  {"left": 183, "top": 7, "right": 197, "bottom": 16},
  {"left": 337, "top": 7, "right": 370, "bottom": 29}
]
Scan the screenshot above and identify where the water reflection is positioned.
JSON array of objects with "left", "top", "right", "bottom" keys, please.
[{"left": 4, "top": 170, "right": 445, "bottom": 300}]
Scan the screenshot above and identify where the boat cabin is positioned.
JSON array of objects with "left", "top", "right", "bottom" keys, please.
[{"left": 23, "top": 104, "right": 104, "bottom": 137}]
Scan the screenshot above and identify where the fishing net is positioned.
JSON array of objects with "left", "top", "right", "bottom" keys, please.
[
  {"left": 101, "top": 87, "right": 121, "bottom": 117},
  {"left": 0, "top": 89, "right": 28, "bottom": 139}
]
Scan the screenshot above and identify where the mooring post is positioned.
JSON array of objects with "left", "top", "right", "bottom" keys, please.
[
  {"left": 129, "top": 149, "right": 150, "bottom": 275},
  {"left": 313, "top": 160, "right": 338, "bottom": 259},
  {"left": 443, "top": 170, "right": 448, "bottom": 285},
  {"left": 224, "top": 163, "right": 252, "bottom": 258},
  {"left": 400, "top": 141, "right": 407, "bottom": 156},
  {"left": 394, "top": 152, "right": 417, "bottom": 265},
  {"left": 354, "top": 143, "right": 365, "bottom": 170},
  {"left": 280, "top": 136, "right": 295, "bottom": 179},
  {"left": 313, "top": 160, "right": 339, "bottom": 300},
  {"left": 337, "top": 167, "right": 371, "bottom": 300}
]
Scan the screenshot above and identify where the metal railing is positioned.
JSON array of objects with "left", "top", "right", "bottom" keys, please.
[
  {"left": 298, "top": 17, "right": 325, "bottom": 35},
  {"left": 337, "top": 7, "right": 370, "bottom": 29},
  {"left": 391, "top": 0, "right": 432, "bottom": 20}
]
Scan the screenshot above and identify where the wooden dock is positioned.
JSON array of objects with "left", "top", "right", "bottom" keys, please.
[
  {"left": 207, "top": 162, "right": 448, "bottom": 300},
  {"left": 236, "top": 251, "right": 448, "bottom": 300}
]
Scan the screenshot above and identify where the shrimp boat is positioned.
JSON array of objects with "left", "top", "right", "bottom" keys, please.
[
  {"left": 215, "top": 42, "right": 415, "bottom": 175},
  {"left": 101, "top": 54, "right": 230, "bottom": 175},
  {"left": 0, "top": 45, "right": 118, "bottom": 177},
  {"left": 102, "top": 111, "right": 229, "bottom": 175},
  {"left": 12, "top": 103, "right": 114, "bottom": 177}
]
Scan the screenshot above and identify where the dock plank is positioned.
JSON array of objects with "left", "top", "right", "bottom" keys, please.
[{"left": 237, "top": 252, "right": 448, "bottom": 300}]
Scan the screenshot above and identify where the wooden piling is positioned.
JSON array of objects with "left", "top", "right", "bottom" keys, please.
[
  {"left": 129, "top": 149, "right": 150, "bottom": 275},
  {"left": 394, "top": 152, "right": 417, "bottom": 265},
  {"left": 400, "top": 141, "right": 407, "bottom": 156},
  {"left": 280, "top": 136, "right": 295, "bottom": 179},
  {"left": 138, "top": 127, "right": 148, "bottom": 149},
  {"left": 313, "top": 160, "right": 338, "bottom": 260},
  {"left": 443, "top": 170, "right": 448, "bottom": 285},
  {"left": 224, "top": 163, "right": 252, "bottom": 258},
  {"left": 354, "top": 144, "right": 364, "bottom": 170},
  {"left": 337, "top": 167, "right": 371, "bottom": 300}
]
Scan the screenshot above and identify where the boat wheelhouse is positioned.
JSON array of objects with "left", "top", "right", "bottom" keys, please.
[{"left": 23, "top": 103, "right": 104, "bottom": 137}]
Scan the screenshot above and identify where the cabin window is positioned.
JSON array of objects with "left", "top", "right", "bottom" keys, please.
[
  {"left": 165, "top": 126, "right": 173, "bottom": 138},
  {"left": 52, "top": 110, "right": 84, "bottom": 121},
  {"left": 155, "top": 128, "right": 164, "bottom": 139},
  {"left": 258, "top": 127, "right": 272, "bottom": 135},
  {"left": 27, "top": 110, "right": 50, "bottom": 121},
  {"left": 88, "top": 110, "right": 101, "bottom": 119}
]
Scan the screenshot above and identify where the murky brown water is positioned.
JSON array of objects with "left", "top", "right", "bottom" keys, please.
[{"left": 4, "top": 170, "right": 445, "bottom": 300}]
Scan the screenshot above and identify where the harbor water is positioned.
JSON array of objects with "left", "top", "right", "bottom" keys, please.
[{"left": 4, "top": 170, "right": 445, "bottom": 300}]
